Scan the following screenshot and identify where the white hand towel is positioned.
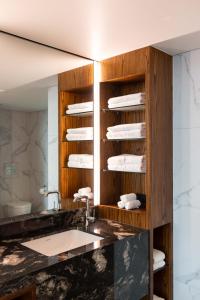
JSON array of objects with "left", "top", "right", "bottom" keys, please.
[
  {"left": 153, "top": 260, "right": 165, "bottom": 271},
  {"left": 68, "top": 101, "right": 93, "bottom": 110},
  {"left": 108, "top": 99, "right": 144, "bottom": 109},
  {"left": 67, "top": 161, "right": 93, "bottom": 169},
  {"left": 107, "top": 123, "right": 145, "bottom": 132},
  {"left": 66, "top": 133, "right": 93, "bottom": 141},
  {"left": 66, "top": 107, "right": 93, "bottom": 115},
  {"left": 107, "top": 154, "right": 145, "bottom": 165},
  {"left": 153, "top": 249, "right": 166, "bottom": 264},
  {"left": 67, "top": 127, "right": 93, "bottom": 134},
  {"left": 108, "top": 93, "right": 145, "bottom": 105},
  {"left": 68, "top": 154, "right": 93, "bottom": 163},
  {"left": 106, "top": 129, "right": 145, "bottom": 140},
  {"left": 78, "top": 187, "right": 92, "bottom": 195},
  {"left": 108, "top": 163, "right": 146, "bottom": 173},
  {"left": 153, "top": 295, "right": 165, "bottom": 300},
  {"left": 117, "top": 201, "right": 125, "bottom": 209},
  {"left": 125, "top": 200, "right": 141, "bottom": 210},
  {"left": 120, "top": 193, "right": 137, "bottom": 203}
]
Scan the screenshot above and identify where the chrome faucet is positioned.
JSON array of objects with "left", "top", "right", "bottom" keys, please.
[
  {"left": 40, "top": 186, "right": 62, "bottom": 211},
  {"left": 73, "top": 195, "right": 95, "bottom": 227}
]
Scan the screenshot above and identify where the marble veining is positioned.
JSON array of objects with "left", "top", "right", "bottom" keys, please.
[
  {"left": 0, "top": 211, "right": 149, "bottom": 300},
  {"left": 173, "top": 48, "right": 200, "bottom": 300}
]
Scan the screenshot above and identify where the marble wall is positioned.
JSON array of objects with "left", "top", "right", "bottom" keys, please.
[
  {"left": 0, "top": 109, "right": 48, "bottom": 217},
  {"left": 173, "top": 49, "right": 200, "bottom": 299}
]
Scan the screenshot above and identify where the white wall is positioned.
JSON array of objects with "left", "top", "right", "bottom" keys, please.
[
  {"left": 47, "top": 86, "right": 58, "bottom": 209},
  {"left": 173, "top": 49, "right": 200, "bottom": 300}
]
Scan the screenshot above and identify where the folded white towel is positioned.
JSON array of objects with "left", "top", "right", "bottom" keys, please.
[
  {"left": 120, "top": 193, "right": 137, "bottom": 203},
  {"left": 67, "top": 127, "right": 93, "bottom": 134},
  {"left": 117, "top": 201, "right": 125, "bottom": 209},
  {"left": 153, "top": 260, "right": 165, "bottom": 271},
  {"left": 153, "top": 249, "right": 166, "bottom": 264},
  {"left": 68, "top": 154, "right": 93, "bottom": 163},
  {"left": 78, "top": 187, "right": 91, "bottom": 195},
  {"left": 153, "top": 295, "right": 165, "bottom": 300},
  {"left": 67, "top": 161, "right": 93, "bottom": 169},
  {"left": 66, "top": 107, "right": 93, "bottom": 115},
  {"left": 125, "top": 200, "right": 141, "bottom": 210},
  {"left": 108, "top": 93, "right": 145, "bottom": 105},
  {"left": 107, "top": 123, "right": 145, "bottom": 132},
  {"left": 108, "top": 98, "right": 145, "bottom": 109},
  {"left": 106, "top": 129, "right": 145, "bottom": 140},
  {"left": 107, "top": 154, "right": 145, "bottom": 165},
  {"left": 68, "top": 101, "right": 93, "bottom": 110},
  {"left": 66, "top": 133, "right": 93, "bottom": 141},
  {"left": 108, "top": 163, "right": 146, "bottom": 173}
]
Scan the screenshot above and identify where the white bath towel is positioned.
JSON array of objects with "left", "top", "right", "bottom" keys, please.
[
  {"left": 66, "top": 107, "right": 93, "bottom": 115},
  {"left": 108, "top": 93, "right": 145, "bottom": 105},
  {"left": 106, "top": 129, "right": 145, "bottom": 140},
  {"left": 66, "top": 133, "right": 93, "bottom": 141},
  {"left": 125, "top": 200, "right": 141, "bottom": 210},
  {"left": 68, "top": 154, "right": 93, "bottom": 163},
  {"left": 108, "top": 98, "right": 145, "bottom": 109},
  {"left": 117, "top": 201, "right": 125, "bottom": 209},
  {"left": 78, "top": 187, "right": 91, "bottom": 195},
  {"left": 153, "top": 295, "right": 165, "bottom": 300},
  {"left": 107, "top": 123, "right": 145, "bottom": 132},
  {"left": 120, "top": 193, "right": 137, "bottom": 204},
  {"left": 67, "top": 127, "right": 93, "bottom": 134},
  {"left": 68, "top": 101, "right": 93, "bottom": 110},
  {"left": 108, "top": 163, "right": 146, "bottom": 173},
  {"left": 107, "top": 154, "right": 145, "bottom": 165},
  {"left": 153, "top": 260, "right": 166, "bottom": 271},
  {"left": 67, "top": 161, "right": 93, "bottom": 169},
  {"left": 153, "top": 249, "right": 166, "bottom": 264}
]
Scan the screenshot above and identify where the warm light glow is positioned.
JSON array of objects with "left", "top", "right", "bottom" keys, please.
[{"left": 93, "top": 61, "right": 100, "bottom": 205}]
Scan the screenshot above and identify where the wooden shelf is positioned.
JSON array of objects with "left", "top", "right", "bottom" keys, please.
[
  {"left": 102, "top": 138, "right": 145, "bottom": 142},
  {"left": 102, "top": 168, "right": 146, "bottom": 174},
  {"left": 63, "top": 166, "right": 93, "bottom": 170},
  {"left": 63, "top": 139, "right": 93, "bottom": 143},
  {"left": 64, "top": 111, "right": 93, "bottom": 117},
  {"left": 102, "top": 104, "right": 145, "bottom": 112}
]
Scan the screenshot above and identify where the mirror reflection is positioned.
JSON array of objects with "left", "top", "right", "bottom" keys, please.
[{"left": 0, "top": 32, "right": 92, "bottom": 219}]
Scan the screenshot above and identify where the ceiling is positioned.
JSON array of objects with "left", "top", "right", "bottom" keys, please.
[{"left": 1, "top": 0, "right": 200, "bottom": 60}]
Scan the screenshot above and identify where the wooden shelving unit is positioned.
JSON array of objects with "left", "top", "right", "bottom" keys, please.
[{"left": 58, "top": 47, "right": 173, "bottom": 300}]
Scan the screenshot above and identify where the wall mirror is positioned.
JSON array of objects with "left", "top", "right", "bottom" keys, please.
[{"left": 0, "top": 32, "right": 93, "bottom": 220}]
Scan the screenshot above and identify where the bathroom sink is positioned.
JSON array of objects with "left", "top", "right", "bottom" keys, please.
[{"left": 21, "top": 230, "right": 103, "bottom": 256}]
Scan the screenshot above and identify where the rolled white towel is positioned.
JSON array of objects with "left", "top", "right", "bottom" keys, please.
[
  {"left": 107, "top": 154, "right": 145, "bottom": 165},
  {"left": 69, "top": 154, "right": 93, "bottom": 163},
  {"left": 117, "top": 201, "right": 125, "bottom": 209},
  {"left": 108, "top": 93, "right": 145, "bottom": 105},
  {"left": 68, "top": 101, "right": 93, "bottom": 110},
  {"left": 78, "top": 187, "right": 92, "bottom": 195},
  {"left": 153, "top": 260, "right": 165, "bottom": 271},
  {"left": 108, "top": 163, "right": 146, "bottom": 173},
  {"left": 153, "top": 249, "right": 166, "bottom": 264},
  {"left": 66, "top": 107, "right": 93, "bottom": 115},
  {"left": 67, "top": 127, "right": 93, "bottom": 134},
  {"left": 153, "top": 295, "right": 165, "bottom": 300},
  {"left": 120, "top": 193, "right": 137, "bottom": 204},
  {"left": 106, "top": 129, "right": 145, "bottom": 140},
  {"left": 107, "top": 123, "right": 145, "bottom": 132},
  {"left": 125, "top": 200, "right": 141, "bottom": 210},
  {"left": 66, "top": 133, "right": 93, "bottom": 141}
]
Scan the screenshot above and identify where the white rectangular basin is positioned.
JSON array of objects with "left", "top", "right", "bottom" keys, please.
[{"left": 21, "top": 230, "right": 103, "bottom": 256}]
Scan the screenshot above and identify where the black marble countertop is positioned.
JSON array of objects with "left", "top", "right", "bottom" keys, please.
[{"left": 0, "top": 219, "right": 145, "bottom": 287}]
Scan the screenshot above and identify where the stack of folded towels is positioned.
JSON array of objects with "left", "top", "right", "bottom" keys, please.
[
  {"left": 66, "top": 127, "right": 93, "bottom": 141},
  {"left": 107, "top": 154, "right": 146, "bottom": 173},
  {"left": 106, "top": 122, "right": 146, "bottom": 140},
  {"left": 117, "top": 193, "right": 141, "bottom": 210},
  {"left": 73, "top": 187, "right": 93, "bottom": 201},
  {"left": 108, "top": 92, "right": 145, "bottom": 109},
  {"left": 66, "top": 101, "right": 93, "bottom": 115},
  {"left": 153, "top": 249, "right": 166, "bottom": 271},
  {"left": 153, "top": 295, "right": 165, "bottom": 300},
  {"left": 67, "top": 154, "right": 93, "bottom": 169}
]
